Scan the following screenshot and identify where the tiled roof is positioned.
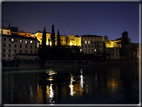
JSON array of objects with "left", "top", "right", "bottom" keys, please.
[{"left": 2, "top": 34, "right": 38, "bottom": 40}]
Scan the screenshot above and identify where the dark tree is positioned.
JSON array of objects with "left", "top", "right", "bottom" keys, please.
[
  {"left": 51, "top": 24, "right": 55, "bottom": 46},
  {"left": 57, "top": 30, "right": 61, "bottom": 47},
  {"left": 42, "top": 27, "right": 46, "bottom": 48},
  {"left": 120, "top": 31, "right": 130, "bottom": 57},
  {"left": 121, "top": 31, "right": 129, "bottom": 49}
]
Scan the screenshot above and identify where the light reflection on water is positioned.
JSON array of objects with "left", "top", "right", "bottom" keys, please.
[{"left": 2, "top": 64, "right": 139, "bottom": 104}]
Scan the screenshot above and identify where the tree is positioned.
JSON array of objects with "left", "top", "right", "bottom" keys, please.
[
  {"left": 57, "top": 30, "right": 61, "bottom": 47},
  {"left": 51, "top": 24, "right": 55, "bottom": 46},
  {"left": 42, "top": 27, "right": 46, "bottom": 48}
]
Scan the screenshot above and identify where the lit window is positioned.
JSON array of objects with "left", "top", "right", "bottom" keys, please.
[
  {"left": 11, "top": 39, "right": 14, "bottom": 42},
  {"left": 25, "top": 41, "right": 28, "bottom": 44},
  {"left": 95, "top": 49, "right": 96, "bottom": 52},
  {"left": 30, "top": 41, "right": 33, "bottom": 43},
  {"left": 88, "top": 41, "right": 90, "bottom": 44},
  {"left": 80, "top": 49, "right": 82, "bottom": 52},
  {"left": 85, "top": 41, "right": 87, "bottom": 44},
  {"left": 20, "top": 40, "right": 23, "bottom": 42},
  {"left": 70, "top": 43, "right": 72, "bottom": 46}
]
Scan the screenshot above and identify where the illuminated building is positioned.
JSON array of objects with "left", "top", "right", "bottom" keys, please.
[
  {"left": 81, "top": 35, "right": 104, "bottom": 55},
  {"left": 2, "top": 34, "right": 39, "bottom": 61},
  {"left": 67, "top": 35, "right": 81, "bottom": 46},
  {"left": 32, "top": 32, "right": 66, "bottom": 46},
  {"left": 0, "top": 28, "right": 11, "bottom": 35}
]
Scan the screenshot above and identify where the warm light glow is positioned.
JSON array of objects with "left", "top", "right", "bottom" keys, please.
[
  {"left": 49, "top": 84, "right": 55, "bottom": 104},
  {"left": 69, "top": 74, "right": 75, "bottom": 96},
  {"left": 46, "top": 69, "right": 57, "bottom": 76},
  {"left": 46, "top": 41, "right": 49, "bottom": 45},
  {"left": 50, "top": 41, "right": 52, "bottom": 46},
  {"left": 70, "top": 43, "right": 72, "bottom": 46}
]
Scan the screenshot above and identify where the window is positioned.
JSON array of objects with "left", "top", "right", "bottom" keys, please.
[
  {"left": 30, "top": 41, "right": 33, "bottom": 43},
  {"left": 88, "top": 41, "right": 90, "bottom": 44},
  {"left": 91, "top": 45, "right": 93, "bottom": 48},
  {"left": 9, "top": 38, "right": 11, "bottom": 41},
  {"left": 20, "top": 45, "right": 22, "bottom": 48},
  {"left": 85, "top": 45, "right": 87, "bottom": 48},
  {"left": 20, "top": 40, "right": 23, "bottom": 42},
  {"left": 94, "top": 49, "right": 96, "bottom": 52},
  {"left": 11, "top": 39, "right": 14, "bottom": 42},
  {"left": 31, "top": 46, "right": 32, "bottom": 49},
  {"left": 9, "top": 54, "right": 10, "bottom": 57},
  {"left": 25, "top": 41, "right": 28, "bottom": 44},
  {"left": 3, "top": 43, "right": 6, "bottom": 47},
  {"left": 85, "top": 41, "right": 87, "bottom": 44},
  {"left": 9, "top": 49, "right": 11, "bottom": 52},
  {"left": 82, "top": 45, "right": 84, "bottom": 48},
  {"left": 3, "top": 54, "right": 5, "bottom": 57},
  {"left": 88, "top": 45, "right": 90, "bottom": 48},
  {"left": 35, "top": 46, "right": 37, "bottom": 49},
  {"left": 31, "top": 51, "right": 32, "bottom": 53},
  {"left": 82, "top": 41, "right": 84, "bottom": 43},
  {"left": 4, "top": 38, "right": 6, "bottom": 41},
  {"left": 7, "top": 32, "right": 9, "bottom": 35},
  {"left": 25, "top": 50, "right": 27, "bottom": 53},
  {"left": 15, "top": 44, "right": 16, "bottom": 47},
  {"left": 25, "top": 45, "right": 27, "bottom": 48},
  {"left": 9, "top": 44, "right": 11, "bottom": 47},
  {"left": 15, "top": 50, "right": 16, "bottom": 52},
  {"left": 20, "top": 50, "right": 22, "bottom": 53},
  {"left": 3, "top": 49, "right": 5, "bottom": 52},
  {"left": 35, "top": 51, "right": 37, "bottom": 54},
  {"left": 91, "top": 41, "right": 93, "bottom": 44},
  {"left": 113, "top": 53, "right": 114, "bottom": 56}
]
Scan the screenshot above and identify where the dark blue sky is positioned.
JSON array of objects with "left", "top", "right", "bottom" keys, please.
[{"left": 2, "top": 2, "right": 139, "bottom": 43}]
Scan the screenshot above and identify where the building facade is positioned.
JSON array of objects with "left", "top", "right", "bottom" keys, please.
[
  {"left": 2, "top": 34, "right": 39, "bottom": 61},
  {"left": 106, "top": 48, "right": 120, "bottom": 59},
  {"left": 81, "top": 35, "right": 104, "bottom": 55},
  {"left": 66, "top": 35, "right": 81, "bottom": 47},
  {"left": 32, "top": 32, "right": 67, "bottom": 46}
]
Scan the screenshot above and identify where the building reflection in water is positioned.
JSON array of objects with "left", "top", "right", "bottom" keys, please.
[
  {"left": 80, "top": 69, "right": 84, "bottom": 92},
  {"left": 69, "top": 74, "right": 75, "bottom": 96}
]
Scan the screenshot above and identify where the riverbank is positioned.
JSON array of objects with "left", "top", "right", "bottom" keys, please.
[{"left": 2, "top": 58, "right": 139, "bottom": 70}]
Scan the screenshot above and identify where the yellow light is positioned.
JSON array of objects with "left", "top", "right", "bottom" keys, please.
[
  {"left": 46, "top": 41, "right": 49, "bottom": 45},
  {"left": 50, "top": 42, "right": 52, "bottom": 46},
  {"left": 70, "top": 43, "right": 72, "bottom": 46}
]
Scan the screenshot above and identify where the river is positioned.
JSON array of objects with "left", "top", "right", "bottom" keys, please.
[{"left": 2, "top": 63, "right": 139, "bottom": 105}]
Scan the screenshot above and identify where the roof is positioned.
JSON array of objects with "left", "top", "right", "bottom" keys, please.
[
  {"left": 13, "top": 53, "right": 39, "bottom": 56},
  {"left": 81, "top": 35, "right": 102, "bottom": 37},
  {"left": 2, "top": 34, "right": 38, "bottom": 41}
]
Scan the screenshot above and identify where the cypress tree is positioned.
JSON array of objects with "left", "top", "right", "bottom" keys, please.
[
  {"left": 42, "top": 27, "right": 46, "bottom": 48},
  {"left": 57, "top": 30, "right": 61, "bottom": 47},
  {"left": 51, "top": 24, "right": 55, "bottom": 46}
]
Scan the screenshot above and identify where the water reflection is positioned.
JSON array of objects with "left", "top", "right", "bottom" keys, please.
[
  {"left": 80, "top": 69, "right": 84, "bottom": 92},
  {"left": 69, "top": 74, "right": 75, "bottom": 96},
  {"left": 2, "top": 64, "right": 139, "bottom": 104}
]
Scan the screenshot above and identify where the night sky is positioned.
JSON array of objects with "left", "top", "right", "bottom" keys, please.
[{"left": 2, "top": 2, "right": 139, "bottom": 43}]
